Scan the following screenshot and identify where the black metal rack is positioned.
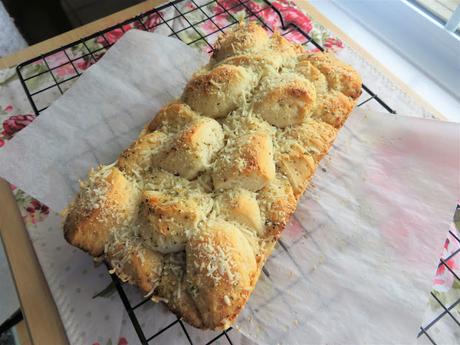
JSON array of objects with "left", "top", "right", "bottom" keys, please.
[
  {"left": 15, "top": 0, "right": 459, "bottom": 344},
  {"left": 418, "top": 205, "right": 460, "bottom": 344}
]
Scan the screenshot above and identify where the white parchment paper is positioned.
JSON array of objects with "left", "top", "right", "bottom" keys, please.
[{"left": 0, "top": 30, "right": 458, "bottom": 345}]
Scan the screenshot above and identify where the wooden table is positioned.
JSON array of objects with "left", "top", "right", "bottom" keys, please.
[{"left": 0, "top": 1, "right": 443, "bottom": 344}]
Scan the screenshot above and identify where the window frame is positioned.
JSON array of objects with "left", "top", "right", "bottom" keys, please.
[{"left": 332, "top": 0, "right": 460, "bottom": 99}]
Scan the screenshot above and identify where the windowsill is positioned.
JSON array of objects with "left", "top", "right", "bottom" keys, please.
[{"left": 309, "top": 0, "right": 460, "bottom": 122}]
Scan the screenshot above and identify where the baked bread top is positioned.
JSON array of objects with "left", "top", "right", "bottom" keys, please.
[{"left": 64, "top": 22, "right": 362, "bottom": 330}]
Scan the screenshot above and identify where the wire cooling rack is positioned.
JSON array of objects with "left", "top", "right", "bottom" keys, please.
[{"left": 15, "top": 0, "right": 459, "bottom": 344}]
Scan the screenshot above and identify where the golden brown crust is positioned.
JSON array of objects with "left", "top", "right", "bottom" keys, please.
[
  {"left": 185, "top": 220, "right": 257, "bottom": 329},
  {"left": 312, "top": 90, "right": 355, "bottom": 128},
  {"left": 156, "top": 252, "right": 203, "bottom": 328},
  {"left": 212, "top": 22, "right": 269, "bottom": 62},
  {"left": 157, "top": 117, "right": 224, "bottom": 179},
  {"left": 64, "top": 23, "right": 361, "bottom": 330},
  {"left": 212, "top": 132, "right": 276, "bottom": 192},
  {"left": 253, "top": 73, "right": 317, "bottom": 128},
  {"left": 295, "top": 59, "right": 328, "bottom": 95},
  {"left": 117, "top": 132, "right": 167, "bottom": 177},
  {"left": 64, "top": 167, "right": 140, "bottom": 256},
  {"left": 139, "top": 186, "right": 212, "bottom": 253},
  {"left": 107, "top": 244, "right": 163, "bottom": 293},
  {"left": 214, "top": 188, "right": 263, "bottom": 235},
  {"left": 257, "top": 174, "right": 296, "bottom": 240},
  {"left": 218, "top": 53, "right": 282, "bottom": 78},
  {"left": 182, "top": 64, "right": 257, "bottom": 118},
  {"left": 147, "top": 102, "right": 198, "bottom": 133},
  {"left": 277, "top": 144, "right": 316, "bottom": 198},
  {"left": 305, "top": 52, "right": 362, "bottom": 100},
  {"left": 281, "top": 119, "right": 338, "bottom": 162},
  {"left": 269, "top": 32, "right": 305, "bottom": 66}
]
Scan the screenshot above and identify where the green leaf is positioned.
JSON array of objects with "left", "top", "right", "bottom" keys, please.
[
  {"left": 453, "top": 279, "right": 460, "bottom": 291},
  {"left": 453, "top": 207, "right": 460, "bottom": 231},
  {"left": 13, "top": 189, "right": 28, "bottom": 205},
  {"left": 310, "top": 30, "right": 321, "bottom": 46},
  {"left": 92, "top": 282, "right": 116, "bottom": 299},
  {"left": 0, "top": 69, "right": 18, "bottom": 85},
  {"left": 24, "top": 72, "right": 54, "bottom": 93},
  {"left": 21, "top": 63, "right": 49, "bottom": 79},
  {"left": 190, "top": 39, "right": 207, "bottom": 51},
  {"left": 234, "top": 10, "right": 246, "bottom": 22},
  {"left": 186, "top": 10, "right": 204, "bottom": 24},
  {"left": 454, "top": 220, "right": 460, "bottom": 232},
  {"left": 433, "top": 289, "right": 446, "bottom": 304},
  {"left": 84, "top": 39, "right": 104, "bottom": 54}
]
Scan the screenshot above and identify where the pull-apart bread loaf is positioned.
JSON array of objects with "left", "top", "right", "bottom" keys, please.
[{"left": 64, "top": 22, "right": 362, "bottom": 330}]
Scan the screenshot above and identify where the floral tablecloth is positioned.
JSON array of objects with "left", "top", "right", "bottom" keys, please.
[{"left": 0, "top": 0, "right": 459, "bottom": 344}]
